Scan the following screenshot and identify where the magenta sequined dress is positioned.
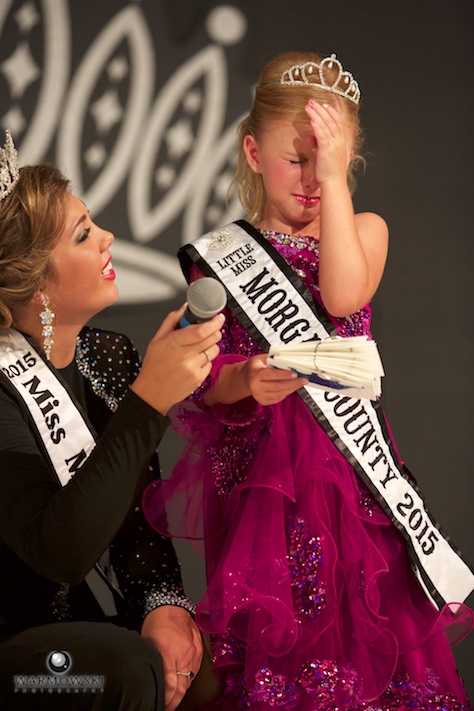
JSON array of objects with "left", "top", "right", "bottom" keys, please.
[{"left": 143, "top": 230, "right": 472, "bottom": 710}]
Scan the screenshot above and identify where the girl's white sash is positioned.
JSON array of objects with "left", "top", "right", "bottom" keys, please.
[
  {"left": 0, "top": 328, "right": 120, "bottom": 616},
  {"left": 178, "top": 220, "right": 474, "bottom": 611}
]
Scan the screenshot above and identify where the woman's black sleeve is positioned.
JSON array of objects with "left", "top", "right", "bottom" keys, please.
[{"left": 0, "top": 384, "right": 170, "bottom": 586}]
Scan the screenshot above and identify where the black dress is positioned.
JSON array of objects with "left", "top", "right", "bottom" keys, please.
[{"left": 0, "top": 327, "right": 193, "bottom": 710}]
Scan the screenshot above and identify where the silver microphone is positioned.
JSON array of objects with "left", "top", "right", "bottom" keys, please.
[{"left": 179, "top": 277, "right": 227, "bottom": 327}]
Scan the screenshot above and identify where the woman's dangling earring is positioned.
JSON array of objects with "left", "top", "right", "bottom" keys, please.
[{"left": 39, "top": 296, "right": 55, "bottom": 361}]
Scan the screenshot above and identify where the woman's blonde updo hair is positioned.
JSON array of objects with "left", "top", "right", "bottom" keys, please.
[
  {"left": 0, "top": 164, "right": 70, "bottom": 329},
  {"left": 236, "top": 51, "right": 365, "bottom": 225}
]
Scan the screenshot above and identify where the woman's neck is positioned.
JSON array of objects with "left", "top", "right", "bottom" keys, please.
[{"left": 48, "top": 329, "right": 80, "bottom": 369}]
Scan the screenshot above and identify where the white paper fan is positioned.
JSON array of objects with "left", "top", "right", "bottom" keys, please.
[{"left": 267, "top": 335, "right": 385, "bottom": 400}]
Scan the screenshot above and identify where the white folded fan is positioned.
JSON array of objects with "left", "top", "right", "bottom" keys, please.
[{"left": 267, "top": 335, "right": 385, "bottom": 400}]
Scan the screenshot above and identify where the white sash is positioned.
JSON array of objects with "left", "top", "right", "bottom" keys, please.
[
  {"left": 0, "top": 329, "right": 120, "bottom": 616},
  {"left": 178, "top": 220, "right": 474, "bottom": 611}
]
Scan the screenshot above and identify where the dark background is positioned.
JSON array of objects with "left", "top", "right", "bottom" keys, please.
[{"left": 1, "top": 0, "right": 472, "bottom": 696}]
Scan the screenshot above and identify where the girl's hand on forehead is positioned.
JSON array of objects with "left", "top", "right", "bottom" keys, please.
[{"left": 305, "top": 99, "right": 350, "bottom": 185}]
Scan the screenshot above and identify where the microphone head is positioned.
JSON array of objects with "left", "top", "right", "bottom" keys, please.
[{"left": 186, "top": 277, "right": 227, "bottom": 321}]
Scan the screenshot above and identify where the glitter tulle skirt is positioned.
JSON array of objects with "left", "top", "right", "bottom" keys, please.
[{"left": 143, "top": 392, "right": 472, "bottom": 710}]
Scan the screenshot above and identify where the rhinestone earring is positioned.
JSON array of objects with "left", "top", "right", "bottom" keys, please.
[{"left": 39, "top": 297, "right": 55, "bottom": 361}]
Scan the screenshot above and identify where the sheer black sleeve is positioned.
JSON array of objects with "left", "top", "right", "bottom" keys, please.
[{"left": 109, "top": 452, "right": 196, "bottom": 619}]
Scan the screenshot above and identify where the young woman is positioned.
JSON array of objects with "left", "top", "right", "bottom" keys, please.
[{"left": 0, "top": 137, "right": 223, "bottom": 710}]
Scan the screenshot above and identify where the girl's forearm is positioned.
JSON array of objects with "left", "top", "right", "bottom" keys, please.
[
  {"left": 202, "top": 361, "right": 251, "bottom": 406},
  {"left": 318, "top": 181, "right": 387, "bottom": 317},
  {"left": 318, "top": 181, "right": 368, "bottom": 314}
]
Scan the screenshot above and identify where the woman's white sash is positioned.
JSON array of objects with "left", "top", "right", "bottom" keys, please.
[
  {"left": 178, "top": 220, "right": 474, "bottom": 611},
  {"left": 0, "top": 328, "right": 120, "bottom": 616}
]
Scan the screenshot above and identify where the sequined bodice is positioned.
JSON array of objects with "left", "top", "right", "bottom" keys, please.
[
  {"left": 219, "top": 230, "right": 372, "bottom": 359},
  {"left": 261, "top": 230, "right": 371, "bottom": 335}
]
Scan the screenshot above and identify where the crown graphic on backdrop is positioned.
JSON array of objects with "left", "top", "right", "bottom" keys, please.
[{"left": 0, "top": 130, "right": 20, "bottom": 202}]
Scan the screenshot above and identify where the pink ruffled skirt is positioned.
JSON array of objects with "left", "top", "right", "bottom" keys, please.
[{"left": 143, "top": 393, "right": 472, "bottom": 710}]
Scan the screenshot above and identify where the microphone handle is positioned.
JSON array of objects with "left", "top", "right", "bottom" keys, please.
[{"left": 179, "top": 308, "right": 219, "bottom": 328}]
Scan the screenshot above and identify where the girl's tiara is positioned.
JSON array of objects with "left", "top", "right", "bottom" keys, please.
[{"left": 265, "top": 54, "right": 360, "bottom": 105}]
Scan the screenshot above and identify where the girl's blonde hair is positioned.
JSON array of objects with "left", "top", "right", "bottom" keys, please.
[
  {"left": 236, "top": 51, "right": 365, "bottom": 225},
  {"left": 0, "top": 164, "right": 70, "bottom": 328}
]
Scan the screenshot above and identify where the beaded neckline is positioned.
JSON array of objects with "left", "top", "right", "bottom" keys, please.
[
  {"left": 260, "top": 229, "right": 319, "bottom": 252},
  {"left": 74, "top": 329, "right": 137, "bottom": 413}
]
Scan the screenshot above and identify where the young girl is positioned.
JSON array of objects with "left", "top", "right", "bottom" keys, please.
[{"left": 143, "top": 52, "right": 473, "bottom": 709}]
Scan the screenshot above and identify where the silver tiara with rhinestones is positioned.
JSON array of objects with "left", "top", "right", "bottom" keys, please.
[
  {"left": 273, "top": 54, "right": 360, "bottom": 105},
  {"left": 0, "top": 130, "right": 20, "bottom": 201}
]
